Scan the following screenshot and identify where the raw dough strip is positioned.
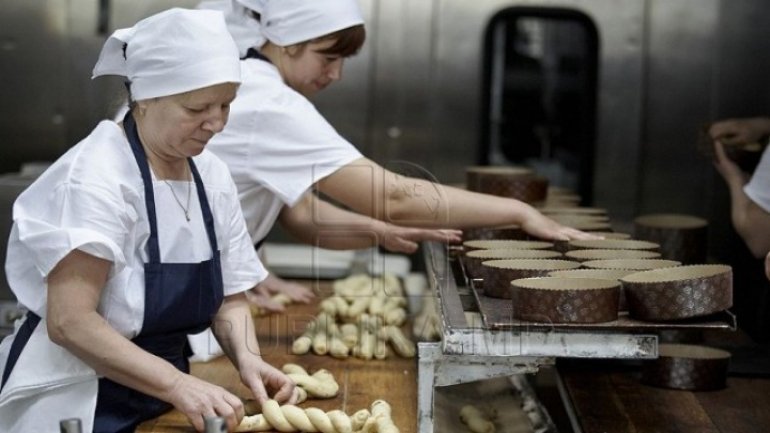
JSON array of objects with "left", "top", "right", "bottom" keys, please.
[{"left": 459, "top": 405, "right": 496, "bottom": 433}]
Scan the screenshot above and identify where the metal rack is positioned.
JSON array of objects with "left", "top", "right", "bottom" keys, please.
[{"left": 417, "top": 241, "right": 734, "bottom": 433}]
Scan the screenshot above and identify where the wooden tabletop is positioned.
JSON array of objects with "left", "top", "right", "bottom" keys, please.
[
  {"left": 559, "top": 359, "right": 770, "bottom": 433},
  {"left": 137, "top": 281, "right": 418, "bottom": 432}
]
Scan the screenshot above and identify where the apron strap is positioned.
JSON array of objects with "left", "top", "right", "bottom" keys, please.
[
  {"left": 1, "top": 312, "right": 41, "bottom": 393},
  {"left": 122, "top": 111, "right": 220, "bottom": 259},
  {"left": 189, "top": 160, "right": 219, "bottom": 253},
  {"left": 123, "top": 111, "right": 162, "bottom": 264}
]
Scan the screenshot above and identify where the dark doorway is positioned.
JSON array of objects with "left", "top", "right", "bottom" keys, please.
[{"left": 481, "top": 8, "right": 599, "bottom": 203}]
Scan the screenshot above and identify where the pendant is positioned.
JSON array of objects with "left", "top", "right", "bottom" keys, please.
[{"left": 185, "top": 212, "right": 190, "bottom": 222}]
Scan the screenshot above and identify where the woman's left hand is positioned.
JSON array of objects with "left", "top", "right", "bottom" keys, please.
[{"left": 239, "top": 356, "right": 297, "bottom": 406}]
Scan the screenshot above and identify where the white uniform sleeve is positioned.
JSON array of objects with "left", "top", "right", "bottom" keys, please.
[
  {"left": 744, "top": 146, "right": 770, "bottom": 213},
  {"left": 12, "top": 182, "right": 128, "bottom": 279},
  {"left": 248, "top": 98, "right": 362, "bottom": 205},
  {"left": 220, "top": 178, "right": 268, "bottom": 296}
]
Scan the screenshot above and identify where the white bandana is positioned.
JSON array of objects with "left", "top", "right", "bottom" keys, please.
[
  {"left": 92, "top": 8, "right": 241, "bottom": 100},
  {"left": 260, "top": 0, "right": 364, "bottom": 46},
  {"left": 198, "top": 0, "right": 267, "bottom": 56}
]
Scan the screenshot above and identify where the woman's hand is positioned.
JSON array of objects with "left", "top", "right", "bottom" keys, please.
[
  {"left": 249, "top": 274, "right": 315, "bottom": 311},
  {"left": 519, "top": 207, "right": 599, "bottom": 241},
  {"left": 238, "top": 356, "right": 297, "bottom": 406},
  {"left": 165, "top": 372, "right": 245, "bottom": 432},
  {"left": 709, "top": 117, "right": 770, "bottom": 146},
  {"left": 713, "top": 140, "right": 749, "bottom": 184},
  {"left": 380, "top": 224, "right": 463, "bottom": 253}
]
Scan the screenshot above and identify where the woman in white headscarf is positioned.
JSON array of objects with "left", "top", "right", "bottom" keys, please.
[
  {"left": 0, "top": 8, "right": 294, "bottom": 433},
  {"left": 199, "top": 0, "right": 596, "bottom": 303}
]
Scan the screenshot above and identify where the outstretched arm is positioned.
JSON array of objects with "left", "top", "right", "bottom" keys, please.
[
  {"left": 278, "top": 191, "right": 462, "bottom": 252},
  {"left": 316, "top": 157, "right": 593, "bottom": 241}
]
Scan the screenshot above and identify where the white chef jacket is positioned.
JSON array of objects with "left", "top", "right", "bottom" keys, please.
[
  {"left": 0, "top": 120, "right": 267, "bottom": 432},
  {"left": 206, "top": 57, "right": 363, "bottom": 244},
  {"left": 744, "top": 145, "right": 770, "bottom": 213}
]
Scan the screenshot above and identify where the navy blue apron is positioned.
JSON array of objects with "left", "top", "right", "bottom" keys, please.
[
  {"left": 90, "top": 112, "right": 225, "bottom": 432},
  {"left": 0, "top": 111, "right": 225, "bottom": 432}
]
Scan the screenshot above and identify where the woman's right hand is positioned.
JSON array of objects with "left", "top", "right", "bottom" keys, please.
[
  {"left": 165, "top": 372, "right": 246, "bottom": 432},
  {"left": 519, "top": 206, "right": 600, "bottom": 241}
]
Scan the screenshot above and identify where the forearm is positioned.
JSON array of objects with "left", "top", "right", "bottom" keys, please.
[
  {"left": 48, "top": 310, "right": 182, "bottom": 400},
  {"left": 212, "top": 292, "right": 262, "bottom": 367},
  {"left": 47, "top": 250, "right": 184, "bottom": 402},
  {"left": 280, "top": 193, "right": 392, "bottom": 250},
  {"left": 317, "top": 157, "right": 534, "bottom": 228},
  {"left": 384, "top": 179, "right": 536, "bottom": 228}
]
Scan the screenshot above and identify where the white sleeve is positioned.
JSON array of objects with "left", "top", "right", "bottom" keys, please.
[
  {"left": 12, "top": 182, "right": 128, "bottom": 279},
  {"left": 246, "top": 94, "right": 362, "bottom": 206},
  {"left": 220, "top": 178, "right": 268, "bottom": 296},
  {"left": 744, "top": 146, "right": 770, "bottom": 212}
]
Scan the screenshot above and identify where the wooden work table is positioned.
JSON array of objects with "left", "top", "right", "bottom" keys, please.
[
  {"left": 558, "top": 329, "right": 770, "bottom": 433},
  {"left": 137, "top": 280, "right": 418, "bottom": 433}
]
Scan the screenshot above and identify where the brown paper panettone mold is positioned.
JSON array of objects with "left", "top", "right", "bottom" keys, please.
[
  {"left": 582, "top": 259, "right": 681, "bottom": 271},
  {"left": 466, "top": 166, "right": 548, "bottom": 203},
  {"left": 634, "top": 213, "right": 708, "bottom": 264},
  {"left": 549, "top": 268, "right": 635, "bottom": 310},
  {"left": 463, "top": 248, "right": 563, "bottom": 280},
  {"left": 462, "top": 225, "right": 527, "bottom": 241},
  {"left": 568, "top": 239, "right": 659, "bottom": 251},
  {"left": 565, "top": 249, "right": 661, "bottom": 262},
  {"left": 463, "top": 239, "right": 554, "bottom": 251},
  {"left": 642, "top": 343, "right": 731, "bottom": 391},
  {"left": 620, "top": 264, "right": 733, "bottom": 321},
  {"left": 510, "top": 277, "right": 620, "bottom": 323},
  {"left": 478, "top": 259, "right": 581, "bottom": 299}
]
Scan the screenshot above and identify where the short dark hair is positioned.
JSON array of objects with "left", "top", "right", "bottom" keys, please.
[{"left": 313, "top": 24, "right": 366, "bottom": 57}]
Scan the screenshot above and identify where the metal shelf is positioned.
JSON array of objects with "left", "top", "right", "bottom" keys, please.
[{"left": 417, "top": 241, "right": 736, "bottom": 432}]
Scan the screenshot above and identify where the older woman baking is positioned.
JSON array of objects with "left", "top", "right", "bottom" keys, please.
[{"left": 0, "top": 8, "right": 294, "bottom": 433}]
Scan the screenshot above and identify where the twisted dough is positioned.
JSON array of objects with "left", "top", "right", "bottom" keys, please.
[
  {"left": 234, "top": 400, "right": 400, "bottom": 433},
  {"left": 235, "top": 400, "right": 381, "bottom": 433},
  {"left": 282, "top": 363, "right": 339, "bottom": 402}
]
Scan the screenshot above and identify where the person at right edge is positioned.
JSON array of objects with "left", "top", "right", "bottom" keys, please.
[{"left": 709, "top": 117, "right": 770, "bottom": 260}]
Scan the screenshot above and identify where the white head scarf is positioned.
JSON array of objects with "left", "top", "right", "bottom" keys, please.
[
  {"left": 92, "top": 8, "right": 241, "bottom": 101},
  {"left": 197, "top": 0, "right": 267, "bottom": 56},
  {"left": 259, "top": 0, "right": 364, "bottom": 47}
]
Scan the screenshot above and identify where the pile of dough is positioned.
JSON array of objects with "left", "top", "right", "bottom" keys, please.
[
  {"left": 292, "top": 274, "right": 416, "bottom": 360},
  {"left": 234, "top": 399, "right": 399, "bottom": 433}
]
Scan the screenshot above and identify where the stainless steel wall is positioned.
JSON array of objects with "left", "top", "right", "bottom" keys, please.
[
  {"left": 3, "top": 0, "right": 770, "bottom": 217},
  {"left": 2, "top": 0, "right": 770, "bottom": 328}
]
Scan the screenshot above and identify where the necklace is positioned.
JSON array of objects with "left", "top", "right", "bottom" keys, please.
[{"left": 162, "top": 162, "right": 192, "bottom": 222}]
